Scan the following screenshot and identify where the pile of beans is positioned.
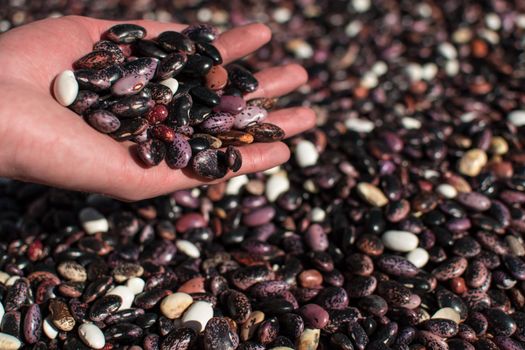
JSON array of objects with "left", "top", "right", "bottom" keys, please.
[
  {"left": 53, "top": 23, "right": 284, "bottom": 179},
  {"left": 2, "top": 0, "right": 525, "bottom": 350}
]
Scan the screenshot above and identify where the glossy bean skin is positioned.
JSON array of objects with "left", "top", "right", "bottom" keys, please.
[
  {"left": 106, "top": 24, "right": 147, "bottom": 43},
  {"left": 165, "top": 133, "right": 192, "bottom": 169},
  {"left": 199, "top": 112, "right": 235, "bottom": 134},
  {"left": 228, "top": 64, "right": 259, "bottom": 93}
]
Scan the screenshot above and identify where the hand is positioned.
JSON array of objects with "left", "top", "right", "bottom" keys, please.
[{"left": 0, "top": 16, "right": 315, "bottom": 201}]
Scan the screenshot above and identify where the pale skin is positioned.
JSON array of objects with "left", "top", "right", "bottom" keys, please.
[{"left": 0, "top": 16, "right": 315, "bottom": 201}]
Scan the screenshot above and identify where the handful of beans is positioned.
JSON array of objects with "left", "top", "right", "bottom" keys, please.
[{"left": 53, "top": 23, "right": 285, "bottom": 179}]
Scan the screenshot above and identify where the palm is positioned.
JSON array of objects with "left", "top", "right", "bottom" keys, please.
[{"left": 0, "top": 16, "right": 314, "bottom": 200}]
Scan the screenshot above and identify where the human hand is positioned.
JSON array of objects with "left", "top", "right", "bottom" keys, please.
[{"left": 0, "top": 16, "right": 315, "bottom": 201}]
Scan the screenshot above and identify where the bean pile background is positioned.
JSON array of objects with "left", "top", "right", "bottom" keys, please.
[{"left": 2, "top": 0, "right": 525, "bottom": 349}]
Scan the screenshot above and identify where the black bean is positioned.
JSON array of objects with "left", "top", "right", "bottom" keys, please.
[
  {"left": 89, "top": 295, "right": 122, "bottom": 322},
  {"left": 106, "top": 24, "right": 146, "bottom": 43},
  {"left": 157, "top": 31, "right": 196, "bottom": 54},
  {"left": 132, "top": 39, "right": 168, "bottom": 59},
  {"left": 227, "top": 64, "right": 259, "bottom": 93}
]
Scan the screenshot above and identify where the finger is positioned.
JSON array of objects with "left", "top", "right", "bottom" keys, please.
[
  {"left": 213, "top": 23, "right": 272, "bottom": 64},
  {"left": 265, "top": 107, "right": 317, "bottom": 138},
  {"left": 244, "top": 63, "right": 308, "bottom": 100},
  {"left": 79, "top": 17, "right": 271, "bottom": 64},
  {"left": 229, "top": 141, "right": 290, "bottom": 176},
  {"left": 124, "top": 142, "right": 290, "bottom": 200}
]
